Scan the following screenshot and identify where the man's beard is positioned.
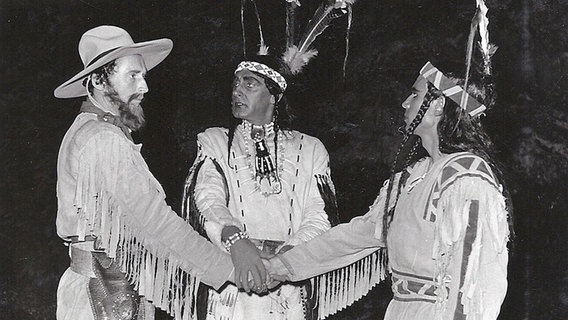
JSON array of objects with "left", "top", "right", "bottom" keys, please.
[{"left": 104, "top": 89, "right": 146, "bottom": 131}]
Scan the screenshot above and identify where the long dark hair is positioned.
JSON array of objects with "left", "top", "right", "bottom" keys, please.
[
  {"left": 86, "top": 60, "right": 117, "bottom": 95},
  {"left": 436, "top": 79, "right": 515, "bottom": 239},
  {"left": 382, "top": 79, "right": 514, "bottom": 243},
  {"left": 227, "top": 55, "right": 295, "bottom": 168}
]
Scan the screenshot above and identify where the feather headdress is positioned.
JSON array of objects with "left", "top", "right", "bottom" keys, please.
[
  {"left": 240, "top": 0, "right": 270, "bottom": 57},
  {"left": 282, "top": 0, "right": 357, "bottom": 75},
  {"left": 464, "top": 0, "right": 497, "bottom": 102}
]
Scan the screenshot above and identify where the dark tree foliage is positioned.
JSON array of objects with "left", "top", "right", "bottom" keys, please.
[{"left": 1, "top": 0, "right": 567, "bottom": 319}]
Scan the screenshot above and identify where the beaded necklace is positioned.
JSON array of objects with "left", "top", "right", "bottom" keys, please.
[{"left": 240, "top": 120, "right": 284, "bottom": 195}]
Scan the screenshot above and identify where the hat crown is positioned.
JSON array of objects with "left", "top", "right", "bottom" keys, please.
[
  {"left": 78, "top": 26, "right": 135, "bottom": 68},
  {"left": 55, "top": 25, "right": 172, "bottom": 98}
]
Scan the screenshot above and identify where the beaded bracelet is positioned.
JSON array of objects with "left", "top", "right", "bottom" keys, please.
[{"left": 223, "top": 231, "right": 249, "bottom": 253}]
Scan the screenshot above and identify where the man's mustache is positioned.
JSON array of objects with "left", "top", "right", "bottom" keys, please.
[{"left": 128, "top": 94, "right": 144, "bottom": 104}]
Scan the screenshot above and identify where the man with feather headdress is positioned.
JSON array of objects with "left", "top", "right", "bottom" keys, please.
[
  {"left": 181, "top": 53, "right": 338, "bottom": 320},
  {"left": 181, "top": 1, "right": 360, "bottom": 318}
]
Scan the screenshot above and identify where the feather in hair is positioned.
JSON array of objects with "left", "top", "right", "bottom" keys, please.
[
  {"left": 297, "top": 1, "right": 347, "bottom": 53},
  {"left": 282, "top": 0, "right": 356, "bottom": 75},
  {"left": 476, "top": 0, "right": 490, "bottom": 58},
  {"left": 342, "top": 3, "right": 353, "bottom": 77},
  {"left": 285, "top": 0, "right": 299, "bottom": 48},
  {"left": 250, "top": 0, "right": 269, "bottom": 55},
  {"left": 240, "top": 0, "right": 247, "bottom": 57},
  {"left": 464, "top": 7, "right": 479, "bottom": 93},
  {"left": 463, "top": 0, "right": 498, "bottom": 110},
  {"left": 258, "top": 44, "right": 270, "bottom": 55},
  {"left": 465, "top": 0, "right": 495, "bottom": 96},
  {"left": 476, "top": 0, "right": 497, "bottom": 76},
  {"left": 282, "top": 45, "right": 318, "bottom": 74}
]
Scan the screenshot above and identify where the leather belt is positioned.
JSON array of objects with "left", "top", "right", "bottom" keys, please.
[
  {"left": 68, "top": 235, "right": 97, "bottom": 243},
  {"left": 70, "top": 245, "right": 97, "bottom": 278}
]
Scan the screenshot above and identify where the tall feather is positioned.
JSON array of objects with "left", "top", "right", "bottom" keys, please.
[
  {"left": 282, "top": 0, "right": 356, "bottom": 75},
  {"left": 464, "top": 0, "right": 497, "bottom": 111},
  {"left": 476, "top": 0, "right": 497, "bottom": 77},
  {"left": 251, "top": 0, "right": 269, "bottom": 55},
  {"left": 282, "top": 45, "right": 318, "bottom": 74},
  {"left": 241, "top": 0, "right": 247, "bottom": 58},
  {"left": 285, "top": 1, "right": 299, "bottom": 49},
  {"left": 463, "top": 7, "right": 479, "bottom": 98},
  {"left": 342, "top": 4, "right": 353, "bottom": 78},
  {"left": 476, "top": 0, "right": 490, "bottom": 60},
  {"left": 297, "top": 0, "right": 346, "bottom": 53}
]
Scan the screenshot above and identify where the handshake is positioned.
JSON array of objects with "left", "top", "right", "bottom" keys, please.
[{"left": 226, "top": 233, "right": 294, "bottom": 294}]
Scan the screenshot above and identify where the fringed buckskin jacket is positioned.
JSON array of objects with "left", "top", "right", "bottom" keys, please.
[
  {"left": 56, "top": 101, "right": 233, "bottom": 320},
  {"left": 274, "top": 152, "right": 510, "bottom": 320},
  {"left": 182, "top": 126, "right": 337, "bottom": 320}
]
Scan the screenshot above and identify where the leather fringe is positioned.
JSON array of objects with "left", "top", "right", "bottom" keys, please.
[
  {"left": 74, "top": 135, "right": 201, "bottom": 320},
  {"left": 313, "top": 249, "right": 386, "bottom": 319}
]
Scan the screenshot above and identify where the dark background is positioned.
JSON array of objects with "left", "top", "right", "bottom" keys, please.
[{"left": 1, "top": 0, "right": 567, "bottom": 319}]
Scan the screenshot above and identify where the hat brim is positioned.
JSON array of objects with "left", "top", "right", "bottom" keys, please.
[{"left": 54, "top": 38, "right": 173, "bottom": 98}]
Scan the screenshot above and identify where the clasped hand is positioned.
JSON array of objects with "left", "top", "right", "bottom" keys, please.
[{"left": 230, "top": 239, "right": 291, "bottom": 294}]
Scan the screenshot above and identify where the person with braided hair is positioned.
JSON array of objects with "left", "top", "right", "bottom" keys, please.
[
  {"left": 181, "top": 54, "right": 338, "bottom": 320},
  {"left": 264, "top": 62, "right": 513, "bottom": 320}
]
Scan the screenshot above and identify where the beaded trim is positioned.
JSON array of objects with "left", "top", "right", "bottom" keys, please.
[
  {"left": 240, "top": 121, "right": 284, "bottom": 195},
  {"left": 242, "top": 120, "right": 275, "bottom": 141},
  {"left": 223, "top": 231, "right": 249, "bottom": 253},
  {"left": 235, "top": 61, "right": 287, "bottom": 92}
]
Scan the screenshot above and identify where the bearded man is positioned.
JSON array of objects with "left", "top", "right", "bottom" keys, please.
[{"left": 53, "top": 26, "right": 253, "bottom": 320}]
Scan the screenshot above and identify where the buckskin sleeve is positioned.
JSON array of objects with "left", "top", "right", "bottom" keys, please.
[
  {"left": 277, "top": 204, "right": 383, "bottom": 281},
  {"left": 71, "top": 125, "right": 233, "bottom": 317},
  {"left": 284, "top": 139, "right": 332, "bottom": 246}
]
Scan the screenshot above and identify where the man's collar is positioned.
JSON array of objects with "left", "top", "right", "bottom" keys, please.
[{"left": 80, "top": 100, "right": 133, "bottom": 142}]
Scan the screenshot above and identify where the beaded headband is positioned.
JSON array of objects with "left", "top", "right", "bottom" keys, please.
[
  {"left": 420, "top": 61, "right": 486, "bottom": 117},
  {"left": 235, "top": 61, "right": 287, "bottom": 92}
]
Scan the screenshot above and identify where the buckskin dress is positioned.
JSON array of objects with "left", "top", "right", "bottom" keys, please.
[
  {"left": 56, "top": 100, "right": 233, "bottom": 320},
  {"left": 182, "top": 125, "right": 336, "bottom": 320},
  {"left": 274, "top": 152, "right": 510, "bottom": 320}
]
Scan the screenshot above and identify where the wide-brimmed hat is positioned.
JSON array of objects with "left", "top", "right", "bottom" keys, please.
[{"left": 54, "top": 25, "right": 173, "bottom": 98}]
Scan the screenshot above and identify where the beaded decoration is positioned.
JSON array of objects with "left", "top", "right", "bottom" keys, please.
[
  {"left": 223, "top": 231, "right": 249, "bottom": 253},
  {"left": 235, "top": 61, "right": 287, "bottom": 92},
  {"left": 241, "top": 120, "right": 283, "bottom": 195}
]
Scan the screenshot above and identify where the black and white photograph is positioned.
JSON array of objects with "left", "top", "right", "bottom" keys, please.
[{"left": 1, "top": 1, "right": 567, "bottom": 319}]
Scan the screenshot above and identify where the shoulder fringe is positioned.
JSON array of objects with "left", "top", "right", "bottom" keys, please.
[
  {"left": 313, "top": 249, "right": 386, "bottom": 319},
  {"left": 434, "top": 167, "right": 509, "bottom": 319},
  {"left": 74, "top": 133, "right": 201, "bottom": 320}
]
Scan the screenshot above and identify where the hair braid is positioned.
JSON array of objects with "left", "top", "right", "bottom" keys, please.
[
  {"left": 381, "top": 89, "right": 437, "bottom": 242},
  {"left": 273, "top": 105, "right": 279, "bottom": 173},
  {"left": 227, "top": 118, "right": 239, "bottom": 169}
]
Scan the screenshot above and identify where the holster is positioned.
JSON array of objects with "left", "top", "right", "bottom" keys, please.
[{"left": 87, "top": 252, "right": 143, "bottom": 320}]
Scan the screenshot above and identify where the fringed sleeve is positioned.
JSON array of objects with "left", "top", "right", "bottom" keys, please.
[
  {"left": 73, "top": 128, "right": 233, "bottom": 320},
  {"left": 277, "top": 175, "right": 398, "bottom": 319},
  {"left": 434, "top": 155, "right": 509, "bottom": 320},
  {"left": 182, "top": 130, "right": 242, "bottom": 249}
]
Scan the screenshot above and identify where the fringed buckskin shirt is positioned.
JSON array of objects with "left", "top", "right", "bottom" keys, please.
[
  {"left": 274, "top": 152, "right": 510, "bottom": 320},
  {"left": 183, "top": 126, "right": 334, "bottom": 320},
  {"left": 56, "top": 100, "right": 233, "bottom": 320}
]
